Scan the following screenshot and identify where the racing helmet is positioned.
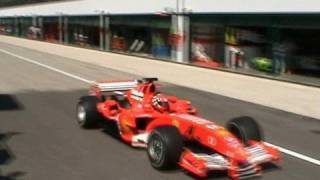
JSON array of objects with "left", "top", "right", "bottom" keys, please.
[{"left": 152, "top": 93, "right": 170, "bottom": 112}]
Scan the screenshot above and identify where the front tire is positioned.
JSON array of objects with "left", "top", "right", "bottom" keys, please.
[
  {"left": 226, "top": 116, "right": 263, "bottom": 145},
  {"left": 147, "top": 126, "right": 183, "bottom": 170},
  {"left": 76, "top": 96, "right": 102, "bottom": 129}
]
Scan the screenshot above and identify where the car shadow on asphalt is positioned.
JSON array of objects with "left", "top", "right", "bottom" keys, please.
[
  {"left": 183, "top": 161, "right": 281, "bottom": 180},
  {"left": 261, "top": 162, "right": 282, "bottom": 173},
  {"left": 100, "top": 121, "right": 147, "bottom": 151},
  {"left": 101, "top": 121, "right": 121, "bottom": 140},
  {"left": 0, "top": 132, "right": 26, "bottom": 180},
  {"left": 310, "top": 129, "right": 320, "bottom": 135},
  {"left": 100, "top": 122, "right": 185, "bottom": 176},
  {"left": 0, "top": 95, "right": 24, "bottom": 111}
]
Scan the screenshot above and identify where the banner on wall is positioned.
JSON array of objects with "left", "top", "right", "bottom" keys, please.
[
  {"left": 191, "top": 25, "right": 224, "bottom": 68},
  {"left": 225, "top": 27, "right": 266, "bottom": 45},
  {"left": 225, "top": 27, "right": 238, "bottom": 45},
  {"left": 169, "top": 33, "right": 184, "bottom": 48}
]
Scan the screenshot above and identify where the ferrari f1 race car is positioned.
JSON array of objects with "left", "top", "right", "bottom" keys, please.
[{"left": 76, "top": 78, "right": 281, "bottom": 179}]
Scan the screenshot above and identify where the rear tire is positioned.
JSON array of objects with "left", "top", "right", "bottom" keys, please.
[
  {"left": 147, "top": 126, "right": 183, "bottom": 170},
  {"left": 76, "top": 96, "right": 102, "bottom": 129},
  {"left": 226, "top": 116, "right": 263, "bottom": 145}
]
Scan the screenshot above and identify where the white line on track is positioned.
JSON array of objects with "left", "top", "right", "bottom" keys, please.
[
  {"left": 1, "top": 48, "right": 320, "bottom": 167},
  {"left": 265, "top": 143, "right": 320, "bottom": 166},
  {"left": 0, "top": 49, "right": 94, "bottom": 84}
]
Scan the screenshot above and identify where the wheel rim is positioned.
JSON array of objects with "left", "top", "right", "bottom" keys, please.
[
  {"left": 77, "top": 105, "right": 86, "bottom": 124},
  {"left": 148, "top": 137, "right": 164, "bottom": 163}
]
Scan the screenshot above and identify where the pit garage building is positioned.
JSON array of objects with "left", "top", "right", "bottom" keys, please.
[{"left": 0, "top": 0, "right": 320, "bottom": 86}]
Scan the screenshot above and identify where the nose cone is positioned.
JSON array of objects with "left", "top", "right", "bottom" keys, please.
[
  {"left": 212, "top": 130, "right": 250, "bottom": 162},
  {"left": 222, "top": 140, "right": 249, "bottom": 161},
  {"left": 231, "top": 148, "right": 250, "bottom": 162}
]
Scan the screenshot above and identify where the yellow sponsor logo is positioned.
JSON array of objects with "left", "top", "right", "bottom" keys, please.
[
  {"left": 217, "top": 130, "right": 229, "bottom": 136},
  {"left": 172, "top": 119, "right": 180, "bottom": 128}
]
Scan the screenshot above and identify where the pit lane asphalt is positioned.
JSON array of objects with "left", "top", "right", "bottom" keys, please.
[{"left": 0, "top": 42, "right": 319, "bottom": 180}]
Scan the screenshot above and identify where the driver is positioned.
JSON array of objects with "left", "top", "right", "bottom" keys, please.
[{"left": 152, "top": 93, "right": 170, "bottom": 112}]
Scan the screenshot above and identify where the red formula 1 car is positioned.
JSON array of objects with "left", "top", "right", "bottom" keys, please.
[{"left": 76, "top": 78, "right": 281, "bottom": 179}]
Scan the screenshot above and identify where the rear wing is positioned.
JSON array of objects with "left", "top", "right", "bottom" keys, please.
[{"left": 92, "top": 80, "right": 139, "bottom": 92}]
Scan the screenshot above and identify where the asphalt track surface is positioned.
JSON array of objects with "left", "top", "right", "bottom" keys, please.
[{"left": 0, "top": 42, "right": 319, "bottom": 180}]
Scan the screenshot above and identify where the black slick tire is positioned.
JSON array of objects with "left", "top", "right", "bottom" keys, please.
[
  {"left": 226, "top": 116, "right": 263, "bottom": 145},
  {"left": 76, "top": 96, "right": 102, "bottom": 129},
  {"left": 147, "top": 126, "right": 183, "bottom": 170}
]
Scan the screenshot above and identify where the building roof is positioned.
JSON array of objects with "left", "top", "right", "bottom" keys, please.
[
  {"left": 0, "top": 0, "right": 175, "bottom": 16},
  {"left": 0, "top": 0, "right": 319, "bottom": 17},
  {"left": 0, "top": 0, "right": 66, "bottom": 8}
]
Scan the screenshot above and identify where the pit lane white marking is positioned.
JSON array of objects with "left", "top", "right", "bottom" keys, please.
[
  {"left": 265, "top": 143, "right": 320, "bottom": 166},
  {"left": 1, "top": 48, "right": 320, "bottom": 167},
  {"left": 0, "top": 49, "right": 93, "bottom": 84}
]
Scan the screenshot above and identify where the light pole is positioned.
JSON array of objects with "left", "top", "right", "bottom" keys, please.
[
  {"left": 95, "top": 10, "right": 105, "bottom": 50},
  {"left": 169, "top": 0, "right": 190, "bottom": 63},
  {"left": 176, "top": 0, "right": 186, "bottom": 14},
  {"left": 31, "top": 13, "right": 37, "bottom": 27},
  {"left": 176, "top": 0, "right": 180, "bottom": 14},
  {"left": 14, "top": 14, "right": 19, "bottom": 36},
  {"left": 56, "top": 12, "right": 63, "bottom": 43},
  {"left": 104, "top": 12, "right": 111, "bottom": 51}
]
